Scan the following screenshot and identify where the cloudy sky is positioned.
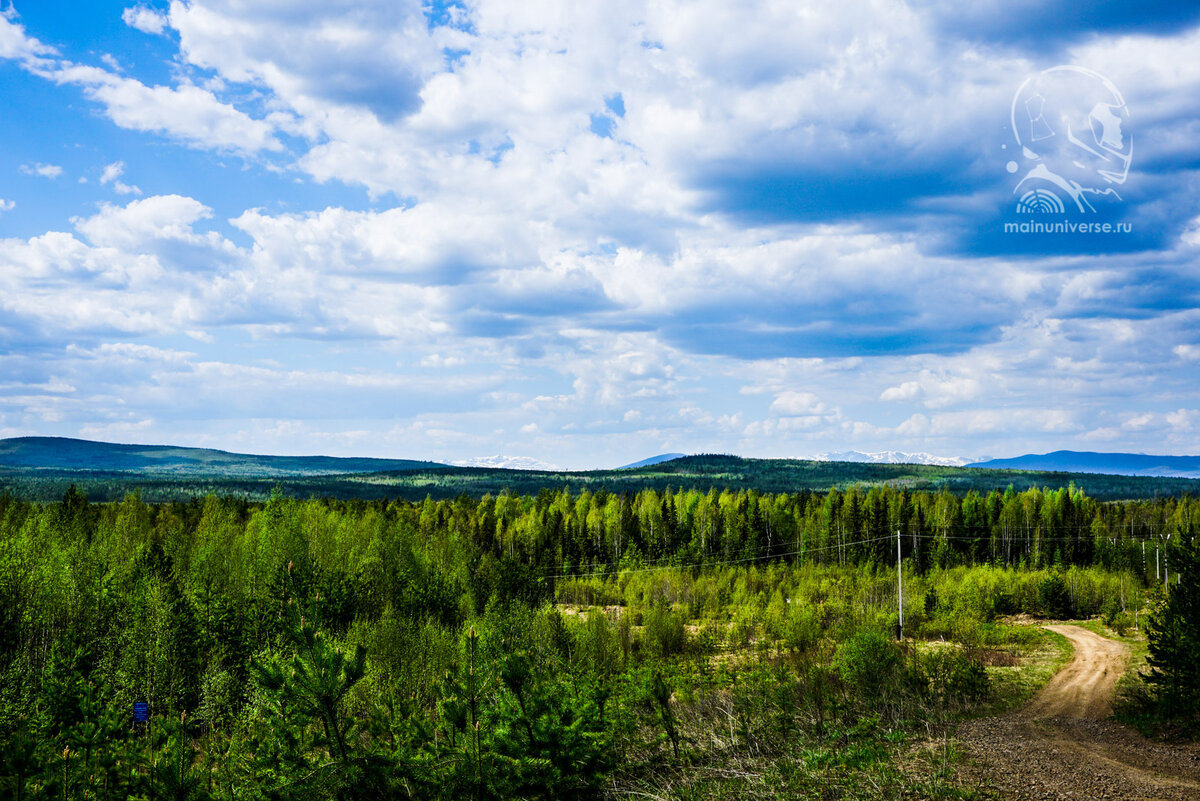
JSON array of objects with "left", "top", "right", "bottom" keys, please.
[{"left": 1, "top": 0, "right": 1199, "bottom": 468}]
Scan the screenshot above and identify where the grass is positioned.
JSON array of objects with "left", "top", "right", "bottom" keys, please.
[
  {"left": 1071, "top": 616, "right": 1149, "bottom": 658},
  {"left": 604, "top": 620, "right": 1072, "bottom": 800},
  {"left": 977, "top": 625, "right": 1072, "bottom": 715}
]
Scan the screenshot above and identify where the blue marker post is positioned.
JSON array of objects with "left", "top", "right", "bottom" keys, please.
[{"left": 133, "top": 701, "right": 149, "bottom": 734}]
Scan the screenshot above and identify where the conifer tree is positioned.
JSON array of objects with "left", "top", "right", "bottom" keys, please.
[{"left": 1146, "top": 529, "right": 1200, "bottom": 720}]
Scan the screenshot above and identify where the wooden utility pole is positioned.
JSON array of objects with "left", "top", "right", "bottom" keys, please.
[{"left": 897, "top": 529, "right": 903, "bottom": 641}]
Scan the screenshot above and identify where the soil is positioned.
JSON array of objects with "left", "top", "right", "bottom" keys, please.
[{"left": 958, "top": 625, "right": 1200, "bottom": 800}]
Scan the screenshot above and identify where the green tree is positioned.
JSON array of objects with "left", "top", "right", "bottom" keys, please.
[
  {"left": 1146, "top": 532, "right": 1200, "bottom": 721},
  {"left": 250, "top": 578, "right": 390, "bottom": 800}
]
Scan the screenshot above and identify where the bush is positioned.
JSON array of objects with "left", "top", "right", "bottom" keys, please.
[
  {"left": 1102, "top": 599, "right": 1133, "bottom": 636},
  {"left": 642, "top": 600, "right": 687, "bottom": 658},
  {"left": 915, "top": 647, "right": 989, "bottom": 706},
  {"left": 782, "top": 603, "right": 821, "bottom": 653},
  {"left": 833, "top": 631, "right": 904, "bottom": 702}
]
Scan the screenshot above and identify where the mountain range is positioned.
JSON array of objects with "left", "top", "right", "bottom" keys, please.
[
  {"left": 4, "top": 437, "right": 1200, "bottom": 503},
  {"left": 813, "top": 450, "right": 976, "bottom": 467},
  {"left": 450, "top": 455, "right": 563, "bottom": 471},
  {"left": 967, "top": 450, "right": 1200, "bottom": 479}
]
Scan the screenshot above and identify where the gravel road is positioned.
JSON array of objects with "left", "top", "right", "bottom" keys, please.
[{"left": 958, "top": 625, "right": 1200, "bottom": 800}]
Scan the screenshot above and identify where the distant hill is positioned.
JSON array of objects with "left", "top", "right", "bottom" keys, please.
[
  {"left": 815, "top": 450, "right": 973, "bottom": 467},
  {"left": 618, "top": 453, "right": 687, "bottom": 469},
  {"left": 968, "top": 450, "right": 1200, "bottom": 479},
  {"left": 5, "top": 441, "right": 1200, "bottom": 504},
  {"left": 0, "top": 436, "right": 445, "bottom": 477}
]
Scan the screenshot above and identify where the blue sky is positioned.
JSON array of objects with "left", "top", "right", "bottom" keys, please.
[{"left": 1, "top": 0, "right": 1199, "bottom": 468}]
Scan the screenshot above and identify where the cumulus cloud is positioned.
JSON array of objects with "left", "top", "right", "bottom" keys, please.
[
  {"left": 168, "top": 0, "right": 441, "bottom": 121},
  {"left": 0, "top": 199, "right": 13, "bottom": 213},
  {"left": 73, "top": 195, "right": 217, "bottom": 248}
]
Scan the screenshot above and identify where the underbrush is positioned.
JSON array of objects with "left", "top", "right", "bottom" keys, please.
[{"left": 601, "top": 623, "right": 1059, "bottom": 800}]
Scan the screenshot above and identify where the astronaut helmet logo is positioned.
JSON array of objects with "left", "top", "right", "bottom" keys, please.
[{"left": 1008, "top": 65, "right": 1131, "bottom": 215}]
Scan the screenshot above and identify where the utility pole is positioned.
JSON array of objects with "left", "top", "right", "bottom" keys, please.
[
  {"left": 896, "top": 528, "right": 903, "bottom": 641},
  {"left": 1165, "top": 534, "right": 1171, "bottom": 592}
]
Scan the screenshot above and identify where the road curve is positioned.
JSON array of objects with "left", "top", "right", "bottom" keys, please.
[
  {"left": 1023, "top": 624, "right": 1129, "bottom": 719},
  {"left": 958, "top": 624, "right": 1200, "bottom": 800}
]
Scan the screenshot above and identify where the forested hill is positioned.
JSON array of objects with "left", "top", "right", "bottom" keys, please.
[
  {"left": 0, "top": 436, "right": 444, "bottom": 477},
  {"left": 5, "top": 448, "right": 1200, "bottom": 502}
]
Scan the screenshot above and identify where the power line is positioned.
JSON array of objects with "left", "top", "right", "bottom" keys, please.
[
  {"left": 542, "top": 529, "right": 1174, "bottom": 580},
  {"left": 543, "top": 534, "right": 899, "bottom": 579}
]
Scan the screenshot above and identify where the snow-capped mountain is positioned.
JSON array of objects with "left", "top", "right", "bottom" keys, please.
[
  {"left": 450, "top": 455, "right": 562, "bottom": 471},
  {"left": 813, "top": 450, "right": 975, "bottom": 468}
]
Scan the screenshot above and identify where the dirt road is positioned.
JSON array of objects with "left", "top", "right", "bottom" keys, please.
[{"left": 958, "top": 625, "right": 1200, "bottom": 800}]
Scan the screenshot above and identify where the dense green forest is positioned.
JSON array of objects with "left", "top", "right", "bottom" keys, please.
[
  {"left": 1, "top": 484, "right": 1196, "bottom": 798},
  {"left": 6, "top": 453, "right": 1200, "bottom": 504}
]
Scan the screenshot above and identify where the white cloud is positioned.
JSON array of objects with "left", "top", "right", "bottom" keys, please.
[
  {"left": 99, "top": 161, "right": 142, "bottom": 196},
  {"left": 122, "top": 6, "right": 168, "bottom": 35},
  {"left": 168, "top": 0, "right": 441, "bottom": 122},
  {"left": 72, "top": 71, "right": 281, "bottom": 154},
  {"left": 1167, "top": 409, "right": 1200, "bottom": 433},
  {"left": 1175, "top": 344, "right": 1200, "bottom": 362},
  {"left": 20, "top": 163, "right": 62, "bottom": 178},
  {"left": 72, "top": 195, "right": 217, "bottom": 248},
  {"left": 99, "top": 162, "right": 124, "bottom": 184},
  {"left": 769, "top": 391, "right": 827, "bottom": 417},
  {"left": 0, "top": 8, "right": 55, "bottom": 62},
  {"left": 420, "top": 353, "right": 466, "bottom": 368},
  {"left": 1122, "top": 412, "right": 1156, "bottom": 431},
  {"left": 3, "top": 5, "right": 281, "bottom": 156},
  {"left": 879, "top": 371, "right": 983, "bottom": 409},
  {"left": 881, "top": 381, "right": 920, "bottom": 402},
  {"left": 0, "top": 198, "right": 13, "bottom": 213}
]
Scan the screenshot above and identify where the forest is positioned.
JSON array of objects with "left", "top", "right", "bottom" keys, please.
[{"left": 1, "top": 482, "right": 1197, "bottom": 799}]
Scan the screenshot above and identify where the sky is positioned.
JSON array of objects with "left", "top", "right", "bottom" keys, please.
[{"left": 1, "top": 0, "right": 1199, "bottom": 469}]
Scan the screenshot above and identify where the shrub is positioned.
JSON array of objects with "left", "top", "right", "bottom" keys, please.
[
  {"left": 782, "top": 603, "right": 821, "bottom": 653},
  {"left": 642, "top": 600, "right": 687, "bottom": 658},
  {"left": 916, "top": 648, "right": 989, "bottom": 706},
  {"left": 833, "top": 631, "right": 904, "bottom": 702}
]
